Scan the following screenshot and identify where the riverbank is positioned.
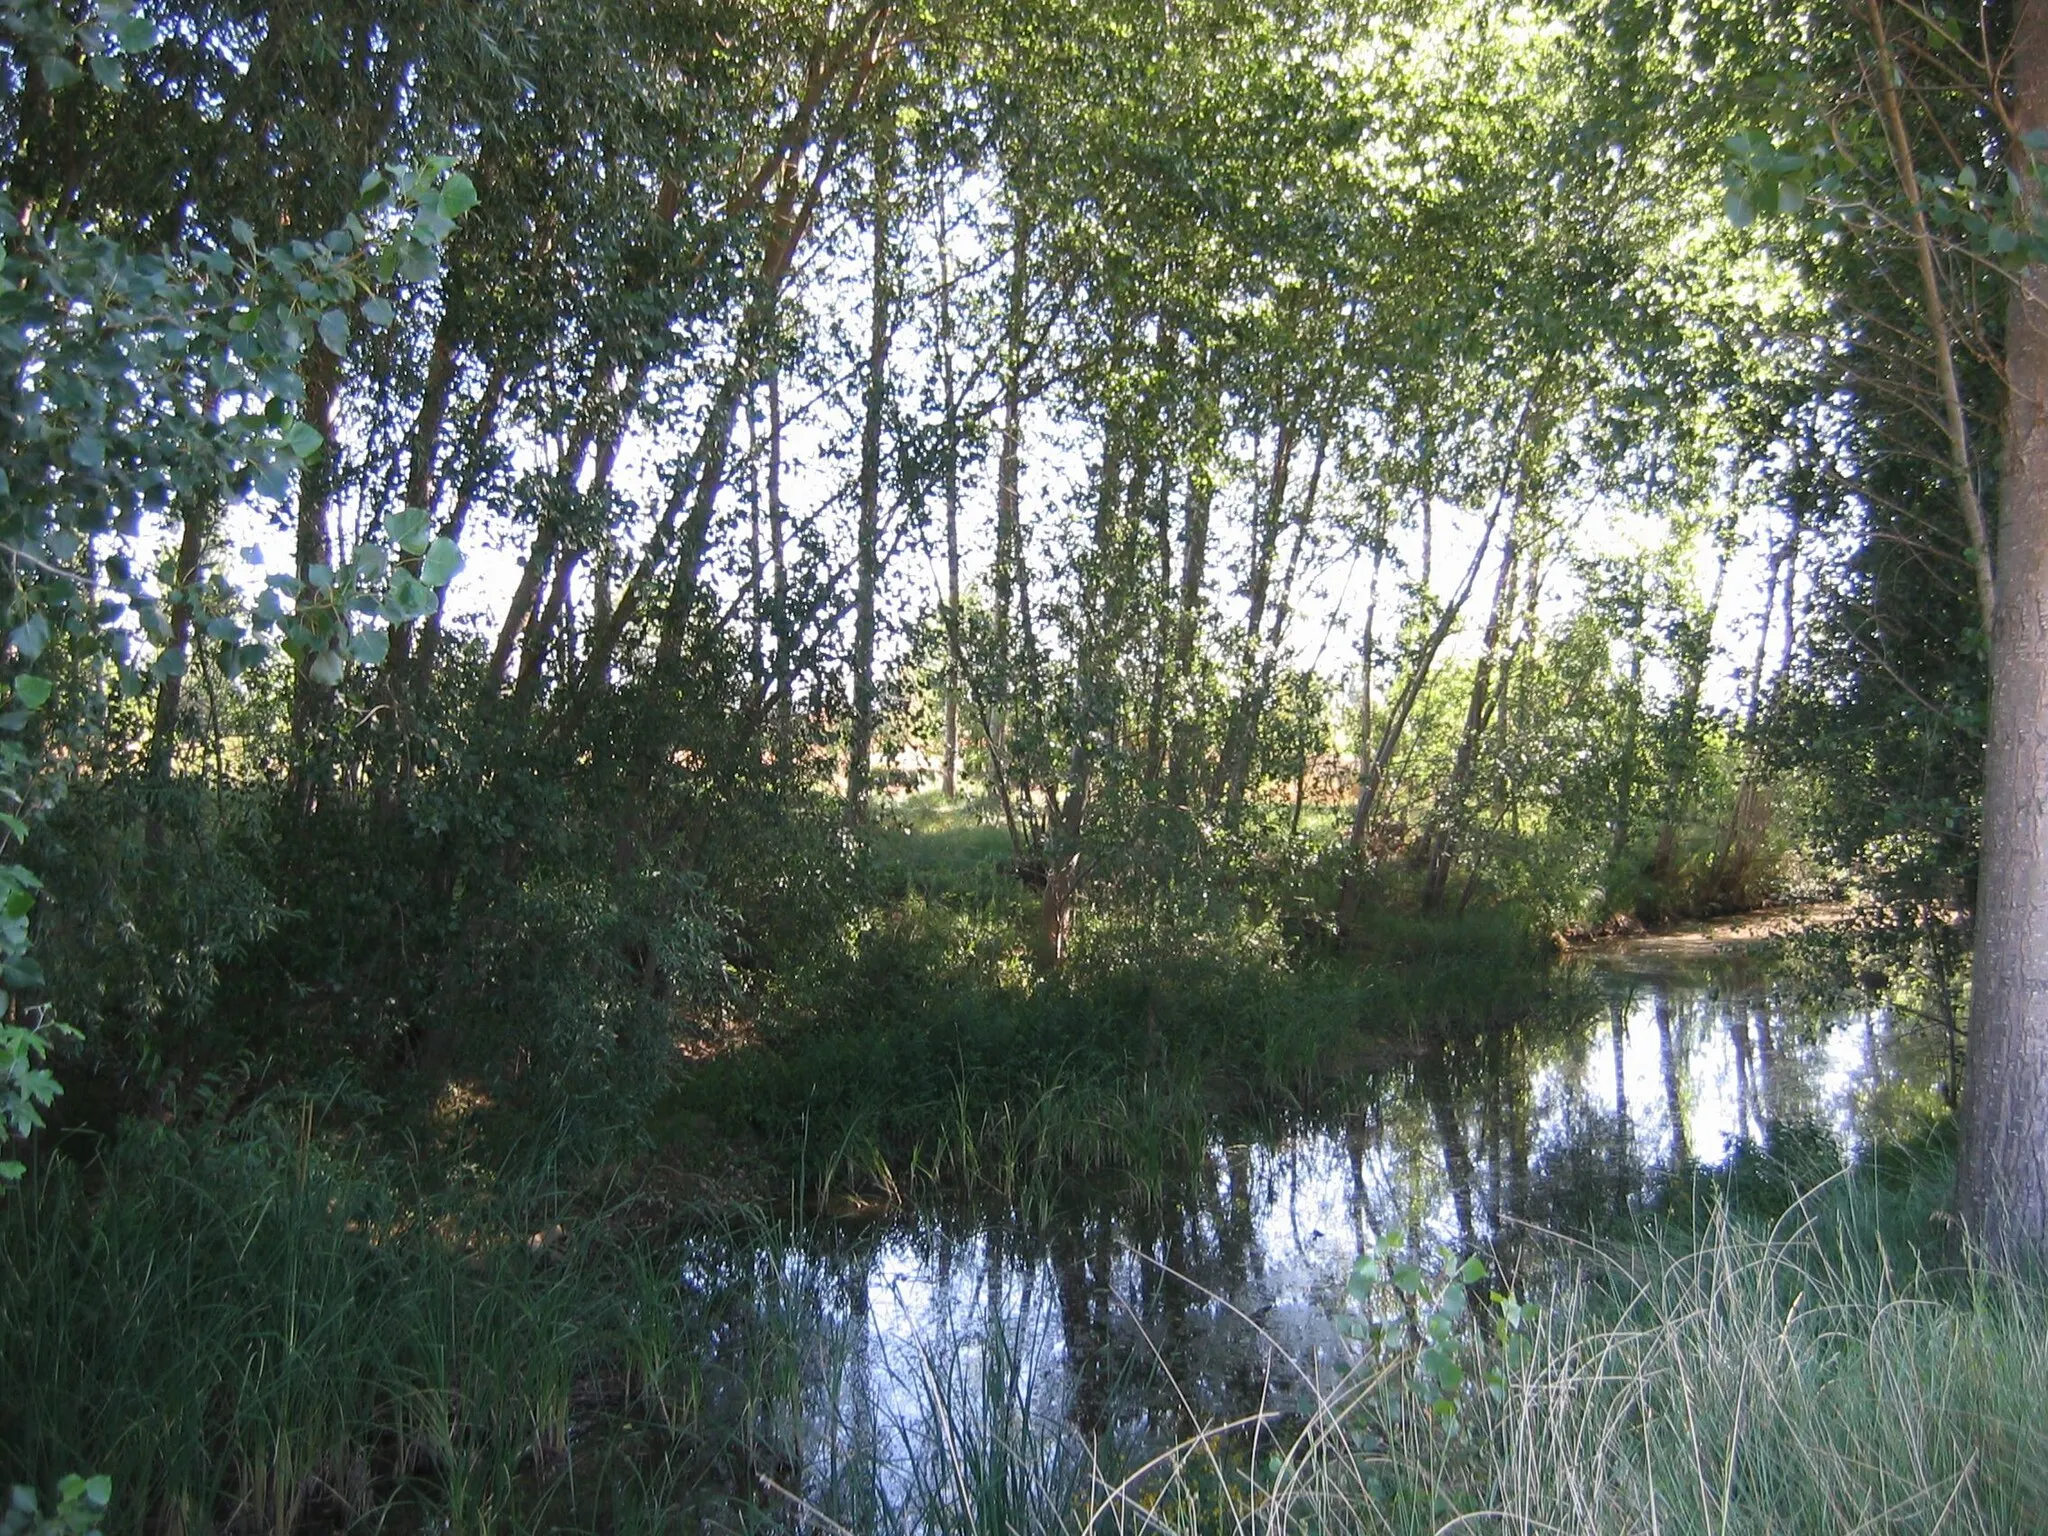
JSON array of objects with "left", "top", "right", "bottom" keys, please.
[
  {"left": 10, "top": 1107, "right": 2035, "bottom": 1535},
  {"left": 3, "top": 850, "right": 2000, "bottom": 1534}
]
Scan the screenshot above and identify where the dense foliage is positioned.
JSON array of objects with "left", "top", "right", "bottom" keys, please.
[{"left": 7, "top": 0, "right": 2048, "bottom": 1525}]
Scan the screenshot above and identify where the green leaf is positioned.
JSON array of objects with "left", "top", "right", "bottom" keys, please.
[
  {"left": 385, "top": 506, "right": 431, "bottom": 554},
  {"left": 113, "top": 11, "right": 157, "bottom": 51},
  {"left": 283, "top": 420, "right": 325, "bottom": 459},
  {"left": 10, "top": 616, "right": 50, "bottom": 662},
  {"left": 1991, "top": 222, "right": 2019, "bottom": 255},
  {"left": 307, "top": 649, "right": 346, "bottom": 687},
  {"left": 361, "top": 295, "right": 396, "bottom": 330},
  {"left": 318, "top": 308, "right": 350, "bottom": 355},
  {"left": 438, "top": 170, "right": 480, "bottom": 222},
  {"left": 12, "top": 675, "right": 51, "bottom": 710},
  {"left": 382, "top": 569, "right": 438, "bottom": 624},
  {"left": 347, "top": 628, "right": 390, "bottom": 666},
  {"left": 419, "top": 536, "right": 463, "bottom": 588},
  {"left": 307, "top": 562, "right": 334, "bottom": 591},
  {"left": 1724, "top": 188, "right": 1754, "bottom": 228},
  {"left": 39, "top": 54, "right": 80, "bottom": 90}
]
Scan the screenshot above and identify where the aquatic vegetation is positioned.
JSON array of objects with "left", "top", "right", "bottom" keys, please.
[{"left": 1115, "top": 1168, "right": 2047, "bottom": 1536}]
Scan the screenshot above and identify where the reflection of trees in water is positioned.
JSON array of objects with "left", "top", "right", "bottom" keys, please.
[
  {"left": 1656, "top": 988, "right": 1691, "bottom": 1168},
  {"left": 674, "top": 973, "right": 1931, "bottom": 1516}
]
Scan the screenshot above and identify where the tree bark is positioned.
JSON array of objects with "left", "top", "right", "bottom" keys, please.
[{"left": 1959, "top": 0, "right": 2048, "bottom": 1262}]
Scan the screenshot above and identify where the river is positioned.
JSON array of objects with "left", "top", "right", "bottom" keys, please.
[{"left": 664, "top": 942, "right": 1950, "bottom": 1526}]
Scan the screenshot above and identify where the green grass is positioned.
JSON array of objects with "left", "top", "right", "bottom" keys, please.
[
  {"left": 0, "top": 1108, "right": 811, "bottom": 1535},
  {"left": 663, "top": 889, "right": 1562, "bottom": 1212},
  {"left": 10, "top": 1093, "right": 2041, "bottom": 1536},
  {"left": 1113, "top": 1159, "right": 2047, "bottom": 1536}
]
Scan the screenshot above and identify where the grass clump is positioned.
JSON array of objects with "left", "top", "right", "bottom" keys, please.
[
  {"left": 1113, "top": 1164, "right": 2046, "bottom": 1536},
  {"left": 0, "top": 1106, "right": 810, "bottom": 1535}
]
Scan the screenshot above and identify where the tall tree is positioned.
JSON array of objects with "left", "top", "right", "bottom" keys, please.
[{"left": 1960, "top": 0, "right": 2048, "bottom": 1261}]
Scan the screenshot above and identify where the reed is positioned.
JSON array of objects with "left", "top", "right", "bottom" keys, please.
[{"left": 1107, "top": 1171, "right": 2047, "bottom": 1536}]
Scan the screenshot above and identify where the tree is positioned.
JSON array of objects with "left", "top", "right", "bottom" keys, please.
[
  {"left": 1719, "top": 0, "right": 2048, "bottom": 1258},
  {"left": 1960, "top": 0, "right": 2048, "bottom": 1261}
]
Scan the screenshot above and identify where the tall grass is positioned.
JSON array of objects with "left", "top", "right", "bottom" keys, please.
[
  {"left": 1108, "top": 1175, "right": 2047, "bottom": 1536},
  {"left": 12, "top": 1102, "right": 2042, "bottom": 1536},
  {"left": 0, "top": 1109, "right": 807, "bottom": 1535}
]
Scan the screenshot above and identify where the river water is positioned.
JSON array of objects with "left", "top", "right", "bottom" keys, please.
[{"left": 673, "top": 947, "right": 1950, "bottom": 1522}]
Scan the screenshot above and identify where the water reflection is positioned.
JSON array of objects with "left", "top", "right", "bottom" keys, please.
[{"left": 685, "top": 958, "right": 1952, "bottom": 1519}]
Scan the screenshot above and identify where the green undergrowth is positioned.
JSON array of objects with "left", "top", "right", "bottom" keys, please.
[
  {"left": 0, "top": 1109, "right": 818, "bottom": 1536},
  {"left": 662, "top": 885, "right": 1562, "bottom": 1210}
]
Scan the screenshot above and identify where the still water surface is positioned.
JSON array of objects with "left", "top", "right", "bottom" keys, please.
[{"left": 679, "top": 948, "right": 1947, "bottom": 1515}]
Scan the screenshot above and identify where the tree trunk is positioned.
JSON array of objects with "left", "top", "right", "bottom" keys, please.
[
  {"left": 768, "top": 371, "right": 793, "bottom": 752},
  {"left": 992, "top": 202, "right": 1032, "bottom": 752},
  {"left": 1959, "top": 0, "right": 2048, "bottom": 1261},
  {"left": 1209, "top": 419, "right": 1293, "bottom": 814},
  {"left": 383, "top": 315, "right": 459, "bottom": 682},
  {"left": 846, "top": 119, "right": 891, "bottom": 825},
  {"left": 936, "top": 173, "right": 963, "bottom": 800},
  {"left": 410, "top": 363, "right": 507, "bottom": 698},
  {"left": 1164, "top": 451, "right": 1217, "bottom": 803},
  {"left": 287, "top": 346, "right": 339, "bottom": 810},
  {"left": 1338, "top": 379, "right": 1550, "bottom": 930},
  {"left": 146, "top": 482, "right": 213, "bottom": 783},
  {"left": 1422, "top": 519, "right": 1520, "bottom": 908}
]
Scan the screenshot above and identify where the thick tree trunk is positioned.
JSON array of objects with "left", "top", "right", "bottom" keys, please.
[{"left": 1959, "top": 0, "right": 2048, "bottom": 1261}]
